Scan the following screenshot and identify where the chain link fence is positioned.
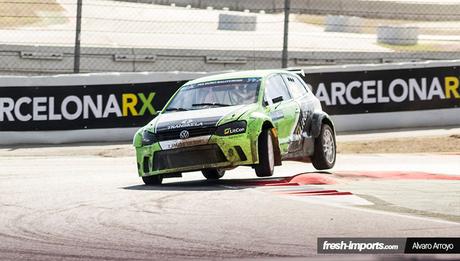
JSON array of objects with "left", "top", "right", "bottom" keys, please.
[{"left": 1, "top": 0, "right": 460, "bottom": 75}]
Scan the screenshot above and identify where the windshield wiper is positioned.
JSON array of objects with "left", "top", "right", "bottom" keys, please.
[
  {"left": 165, "top": 107, "right": 188, "bottom": 111},
  {"left": 192, "top": 103, "right": 231, "bottom": 107}
]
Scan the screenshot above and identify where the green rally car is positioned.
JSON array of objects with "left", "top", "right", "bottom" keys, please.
[{"left": 133, "top": 69, "right": 336, "bottom": 185}]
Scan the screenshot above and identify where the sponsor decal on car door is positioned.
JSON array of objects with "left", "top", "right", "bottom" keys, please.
[
  {"left": 282, "top": 74, "right": 316, "bottom": 156},
  {"left": 264, "top": 74, "right": 298, "bottom": 154}
]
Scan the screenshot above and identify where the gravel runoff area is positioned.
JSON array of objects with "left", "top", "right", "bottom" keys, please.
[{"left": 337, "top": 127, "right": 460, "bottom": 154}]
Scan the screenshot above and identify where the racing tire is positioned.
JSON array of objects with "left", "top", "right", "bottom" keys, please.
[
  {"left": 142, "top": 175, "right": 163, "bottom": 185},
  {"left": 255, "top": 129, "right": 275, "bottom": 177},
  {"left": 312, "top": 124, "right": 336, "bottom": 170},
  {"left": 202, "top": 169, "right": 225, "bottom": 180}
]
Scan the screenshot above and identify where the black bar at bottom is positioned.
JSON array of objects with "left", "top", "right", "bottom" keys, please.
[{"left": 405, "top": 237, "right": 460, "bottom": 254}]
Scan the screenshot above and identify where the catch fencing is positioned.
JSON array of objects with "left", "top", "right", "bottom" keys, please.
[{"left": 2, "top": 0, "right": 460, "bottom": 75}]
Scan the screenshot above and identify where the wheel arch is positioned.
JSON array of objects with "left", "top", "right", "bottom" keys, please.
[
  {"left": 261, "top": 121, "right": 282, "bottom": 166},
  {"left": 311, "top": 112, "right": 335, "bottom": 138}
]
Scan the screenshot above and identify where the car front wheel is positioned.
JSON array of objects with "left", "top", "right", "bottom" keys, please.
[
  {"left": 255, "top": 129, "right": 275, "bottom": 177},
  {"left": 142, "top": 174, "right": 163, "bottom": 185},
  {"left": 312, "top": 124, "right": 336, "bottom": 170},
  {"left": 202, "top": 168, "right": 225, "bottom": 180}
]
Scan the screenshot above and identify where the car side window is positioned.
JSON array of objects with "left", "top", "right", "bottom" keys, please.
[
  {"left": 264, "top": 74, "right": 291, "bottom": 105},
  {"left": 298, "top": 76, "right": 313, "bottom": 92},
  {"left": 282, "top": 74, "right": 308, "bottom": 97}
]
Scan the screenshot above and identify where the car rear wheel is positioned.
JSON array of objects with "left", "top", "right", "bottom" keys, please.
[
  {"left": 202, "top": 168, "right": 225, "bottom": 180},
  {"left": 312, "top": 124, "right": 336, "bottom": 170},
  {"left": 142, "top": 175, "right": 163, "bottom": 185},
  {"left": 255, "top": 129, "right": 275, "bottom": 177}
]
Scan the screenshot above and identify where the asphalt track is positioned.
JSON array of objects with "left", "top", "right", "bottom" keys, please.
[{"left": 0, "top": 142, "right": 459, "bottom": 260}]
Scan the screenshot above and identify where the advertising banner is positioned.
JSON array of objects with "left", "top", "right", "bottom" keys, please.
[
  {"left": 302, "top": 66, "right": 460, "bottom": 115},
  {"left": 1, "top": 64, "right": 459, "bottom": 132},
  {"left": 0, "top": 81, "right": 186, "bottom": 131}
]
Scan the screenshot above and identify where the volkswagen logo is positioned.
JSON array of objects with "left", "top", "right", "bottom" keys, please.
[{"left": 179, "top": 130, "right": 190, "bottom": 139}]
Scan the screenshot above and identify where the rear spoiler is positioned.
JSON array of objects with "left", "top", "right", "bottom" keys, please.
[{"left": 285, "top": 68, "right": 305, "bottom": 77}]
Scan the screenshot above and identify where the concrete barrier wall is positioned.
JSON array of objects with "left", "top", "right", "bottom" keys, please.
[
  {"left": 1, "top": 60, "right": 460, "bottom": 144},
  {"left": 332, "top": 108, "right": 460, "bottom": 133},
  {"left": 2, "top": 44, "right": 460, "bottom": 76}
]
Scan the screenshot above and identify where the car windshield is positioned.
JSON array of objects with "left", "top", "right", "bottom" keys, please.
[{"left": 164, "top": 78, "right": 260, "bottom": 111}]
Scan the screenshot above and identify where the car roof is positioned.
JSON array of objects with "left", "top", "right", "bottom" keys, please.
[{"left": 185, "top": 69, "right": 288, "bottom": 85}]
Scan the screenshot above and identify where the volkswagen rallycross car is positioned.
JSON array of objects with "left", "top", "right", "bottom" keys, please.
[{"left": 133, "top": 70, "right": 336, "bottom": 185}]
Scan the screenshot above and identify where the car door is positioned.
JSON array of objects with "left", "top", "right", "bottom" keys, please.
[
  {"left": 263, "top": 74, "right": 300, "bottom": 155},
  {"left": 281, "top": 73, "right": 316, "bottom": 156}
]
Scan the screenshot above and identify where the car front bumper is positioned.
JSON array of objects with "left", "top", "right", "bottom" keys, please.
[{"left": 135, "top": 133, "right": 258, "bottom": 177}]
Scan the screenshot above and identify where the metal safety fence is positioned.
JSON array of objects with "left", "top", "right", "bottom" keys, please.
[{"left": 1, "top": 0, "right": 460, "bottom": 75}]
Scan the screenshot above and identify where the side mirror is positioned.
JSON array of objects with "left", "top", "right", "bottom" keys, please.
[{"left": 272, "top": 96, "right": 283, "bottom": 104}]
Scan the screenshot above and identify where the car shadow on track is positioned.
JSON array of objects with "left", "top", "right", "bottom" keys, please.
[
  {"left": 122, "top": 179, "right": 246, "bottom": 191},
  {"left": 122, "top": 171, "right": 333, "bottom": 191}
]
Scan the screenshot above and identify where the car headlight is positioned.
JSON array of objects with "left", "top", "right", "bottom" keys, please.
[
  {"left": 142, "top": 130, "right": 157, "bottom": 146},
  {"left": 215, "top": 121, "right": 247, "bottom": 136}
]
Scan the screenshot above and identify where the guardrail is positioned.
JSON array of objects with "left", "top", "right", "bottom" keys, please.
[{"left": 1, "top": 60, "right": 459, "bottom": 144}]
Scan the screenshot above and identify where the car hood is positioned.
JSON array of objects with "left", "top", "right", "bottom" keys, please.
[{"left": 150, "top": 105, "right": 251, "bottom": 133}]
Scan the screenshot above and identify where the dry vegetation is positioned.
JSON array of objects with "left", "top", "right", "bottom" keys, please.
[
  {"left": 338, "top": 135, "right": 460, "bottom": 154},
  {"left": 0, "top": 0, "right": 65, "bottom": 28}
]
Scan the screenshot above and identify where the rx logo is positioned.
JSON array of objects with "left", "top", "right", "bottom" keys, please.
[{"left": 179, "top": 130, "right": 190, "bottom": 139}]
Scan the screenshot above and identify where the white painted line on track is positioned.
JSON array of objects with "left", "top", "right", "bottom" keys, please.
[{"left": 250, "top": 189, "right": 460, "bottom": 226}]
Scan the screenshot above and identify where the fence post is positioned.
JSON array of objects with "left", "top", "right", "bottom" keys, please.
[
  {"left": 74, "top": 0, "right": 83, "bottom": 73},
  {"left": 281, "top": 0, "right": 290, "bottom": 68}
]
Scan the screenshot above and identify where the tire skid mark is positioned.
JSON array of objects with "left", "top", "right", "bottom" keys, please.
[
  {"left": 129, "top": 191, "right": 211, "bottom": 216},
  {"left": 140, "top": 192, "right": 304, "bottom": 258},
  {"left": 6, "top": 201, "right": 101, "bottom": 244},
  {"left": 2, "top": 202, "right": 159, "bottom": 256},
  {"left": 95, "top": 197, "right": 293, "bottom": 258},
  {"left": 95, "top": 208, "right": 285, "bottom": 258},
  {"left": 0, "top": 247, "right": 150, "bottom": 261},
  {"left": 3, "top": 209, "right": 173, "bottom": 258},
  {"left": 92, "top": 209, "right": 208, "bottom": 253}
]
